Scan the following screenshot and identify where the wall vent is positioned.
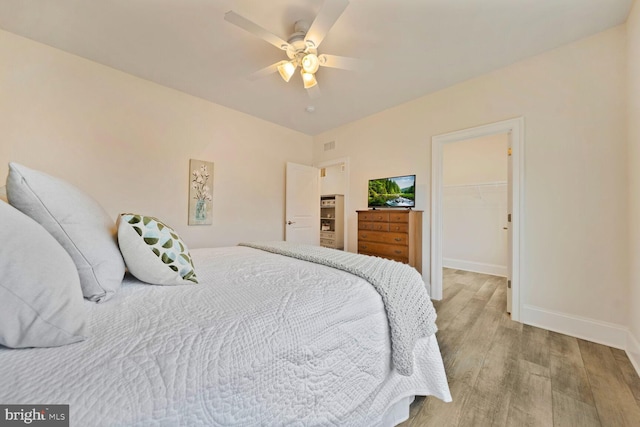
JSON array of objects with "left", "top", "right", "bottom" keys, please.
[{"left": 324, "top": 141, "right": 335, "bottom": 151}]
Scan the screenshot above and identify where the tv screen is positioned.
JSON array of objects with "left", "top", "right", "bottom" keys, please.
[{"left": 368, "top": 174, "right": 416, "bottom": 208}]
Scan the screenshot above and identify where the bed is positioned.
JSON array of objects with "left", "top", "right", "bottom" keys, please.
[{"left": 0, "top": 163, "right": 451, "bottom": 426}]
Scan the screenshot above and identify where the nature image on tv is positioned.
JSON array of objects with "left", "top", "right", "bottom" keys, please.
[{"left": 368, "top": 175, "right": 415, "bottom": 207}]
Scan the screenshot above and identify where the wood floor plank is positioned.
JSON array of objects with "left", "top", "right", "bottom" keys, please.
[
  {"left": 443, "top": 268, "right": 459, "bottom": 278},
  {"left": 489, "top": 324, "right": 522, "bottom": 362},
  {"left": 444, "top": 301, "right": 503, "bottom": 386},
  {"left": 485, "top": 281, "right": 508, "bottom": 314},
  {"left": 505, "top": 360, "right": 552, "bottom": 427},
  {"left": 434, "top": 289, "right": 477, "bottom": 332},
  {"left": 497, "top": 310, "right": 522, "bottom": 332},
  {"left": 458, "top": 390, "right": 512, "bottom": 427},
  {"left": 521, "top": 325, "right": 550, "bottom": 369},
  {"left": 450, "top": 270, "right": 484, "bottom": 288},
  {"left": 611, "top": 348, "right": 640, "bottom": 407},
  {"left": 410, "top": 379, "right": 470, "bottom": 427},
  {"left": 548, "top": 331, "right": 595, "bottom": 405},
  {"left": 474, "top": 279, "right": 499, "bottom": 301},
  {"left": 549, "top": 331, "right": 583, "bottom": 366},
  {"left": 578, "top": 339, "right": 640, "bottom": 427},
  {"left": 442, "top": 281, "right": 465, "bottom": 301},
  {"left": 550, "top": 356, "right": 595, "bottom": 406},
  {"left": 466, "top": 274, "right": 493, "bottom": 292},
  {"left": 437, "top": 296, "right": 491, "bottom": 371},
  {"left": 457, "top": 327, "right": 520, "bottom": 427},
  {"left": 552, "top": 390, "right": 601, "bottom": 427}
]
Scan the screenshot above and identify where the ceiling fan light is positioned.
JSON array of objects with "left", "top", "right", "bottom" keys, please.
[
  {"left": 301, "top": 53, "right": 320, "bottom": 74},
  {"left": 301, "top": 70, "right": 317, "bottom": 89},
  {"left": 277, "top": 61, "right": 296, "bottom": 82}
]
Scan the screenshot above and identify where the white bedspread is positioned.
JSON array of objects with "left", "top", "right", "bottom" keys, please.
[{"left": 0, "top": 247, "right": 451, "bottom": 426}]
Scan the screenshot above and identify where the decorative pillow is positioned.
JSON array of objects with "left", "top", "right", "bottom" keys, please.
[
  {"left": 117, "top": 213, "right": 198, "bottom": 285},
  {"left": 6, "top": 162, "right": 125, "bottom": 302},
  {"left": 0, "top": 201, "right": 87, "bottom": 348}
]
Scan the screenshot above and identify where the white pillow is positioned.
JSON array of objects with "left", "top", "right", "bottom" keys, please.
[
  {"left": 6, "top": 162, "right": 125, "bottom": 302},
  {"left": 118, "top": 213, "right": 198, "bottom": 285},
  {"left": 0, "top": 201, "right": 87, "bottom": 348}
]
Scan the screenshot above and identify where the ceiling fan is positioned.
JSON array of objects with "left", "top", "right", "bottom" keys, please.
[{"left": 224, "top": 0, "right": 362, "bottom": 98}]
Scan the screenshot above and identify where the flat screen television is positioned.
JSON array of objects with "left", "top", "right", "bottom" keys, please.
[{"left": 368, "top": 174, "right": 416, "bottom": 208}]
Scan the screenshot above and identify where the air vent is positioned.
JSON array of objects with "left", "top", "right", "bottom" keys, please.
[{"left": 324, "top": 141, "right": 335, "bottom": 151}]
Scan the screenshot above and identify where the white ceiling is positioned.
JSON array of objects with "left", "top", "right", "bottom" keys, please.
[{"left": 0, "top": 0, "right": 633, "bottom": 135}]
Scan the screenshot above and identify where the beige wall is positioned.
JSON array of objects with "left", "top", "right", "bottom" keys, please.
[
  {"left": 313, "top": 26, "right": 628, "bottom": 326},
  {"left": 320, "top": 163, "right": 347, "bottom": 196},
  {"left": 0, "top": 30, "right": 313, "bottom": 248},
  {"left": 628, "top": 0, "right": 640, "bottom": 366},
  {"left": 443, "top": 133, "right": 508, "bottom": 186}
]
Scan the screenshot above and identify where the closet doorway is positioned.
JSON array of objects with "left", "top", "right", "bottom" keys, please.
[
  {"left": 431, "top": 118, "right": 524, "bottom": 321},
  {"left": 316, "top": 157, "right": 350, "bottom": 252}
]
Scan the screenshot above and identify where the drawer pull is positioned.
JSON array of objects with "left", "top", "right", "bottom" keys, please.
[
  {"left": 394, "top": 250, "right": 402, "bottom": 254},
  {"left": 362, "top": 234, "right": 368, "bottom": 238},
  {"left": 394, "top": 238, "right": 402, "bottom": 242},
  {"left": 362, "top": 245, "right": 368, "bottom": 249}
]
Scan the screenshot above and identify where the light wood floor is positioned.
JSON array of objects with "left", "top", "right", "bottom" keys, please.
[{"left": 399, "top": 268, "right": 640, "bottom": 427}]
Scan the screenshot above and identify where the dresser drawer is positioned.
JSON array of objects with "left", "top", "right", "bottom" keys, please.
[
  {"left": 359, "top": 251, "right": 409, "bottom": 264},
  {"left": 320, "top": 231, "right": 335, "bottom": 239},
  {"left": 358, "top": 211, "right": 389, "bottom": 222},
  {"left": 320, "top": 238, "right": 336, "bottom": 247},
  {"left": 389, "top": 212, "right": 409, "bottom": 223},
  {"left": 358, "top": 241, "right": 409, "bottom": 258},
  {"left": 358, "top": 221, "right": 390, "bottom": 231},
  {"left": 388, "top": 223, "right": 408, "bottom": 233},
  {"left": 358, "top": 230, "right": 408, "bottom": 245}
]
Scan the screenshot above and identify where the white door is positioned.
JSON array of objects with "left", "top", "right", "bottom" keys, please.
[
  {"left": 506, "top": 140, "right": 513, "bottom": 314},
  {"left": 285, "top": 162, "right": 320, "bottom": 245}
]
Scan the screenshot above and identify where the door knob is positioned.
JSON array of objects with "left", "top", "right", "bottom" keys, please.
[{"left": 287, "top": 221, "right": 296, "bottom": 225}]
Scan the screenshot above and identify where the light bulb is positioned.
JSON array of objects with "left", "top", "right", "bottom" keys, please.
[
  {"left": 301, "top": 70, "right": 317, "bottom": 89},
  {"left": 301, "top": 53, "right": 320, "bottom": 74},
  {"left": 277, "top": 61, "right": 296, "bottom": 82}
]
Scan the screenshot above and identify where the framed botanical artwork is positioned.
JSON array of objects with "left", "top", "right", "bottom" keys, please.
[{"left": 188, "top": 159, "right": 214, "bottom": 225}]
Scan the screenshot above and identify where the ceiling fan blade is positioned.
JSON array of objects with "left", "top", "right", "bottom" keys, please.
[
  {"left": 307, "top": 84, "right": 322, "bottom": 99},
  {"left": 318, "top": 54, "right": 365, "bottom": 71},
  {"left": 247, "top": 62, "right": 283, "bottom": 80},
  {"left": 304, "top": 0, "right": 349, "bottom": 48},
  {"left": 224, "top": 11, "right": 290, "bottom": 51}
]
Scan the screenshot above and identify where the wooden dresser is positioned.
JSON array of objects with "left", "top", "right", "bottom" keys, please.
[{"left": 357, "top": 210, "right": 423, "bottom": 273}]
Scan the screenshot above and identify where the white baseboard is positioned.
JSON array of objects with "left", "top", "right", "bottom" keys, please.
[
  {"left": 443, "top": 258, "right": 507, "bottom": 277},
  {"left": 628, "top": 332, "right": 640, "bottom": 376},
  {"left": 521, "top": 304, "right": 627, "bottom": 350}
]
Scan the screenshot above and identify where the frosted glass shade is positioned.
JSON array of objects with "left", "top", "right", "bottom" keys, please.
[
  {"left": 301, "top": 54, "right": 320, "bottom": 74},
  {"left": 277, "top": 61, "right": 296, "bottom": 82},
  {"left": 301, "top": 70, "right": 318, "bottom": 89}
]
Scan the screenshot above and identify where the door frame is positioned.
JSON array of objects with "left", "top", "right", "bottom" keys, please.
[
  {"left": 431, "top": 117, "right": 524, "bottom": 321},
  {"left": 315, "top": 157, "right": 350, "bottom": 252}
]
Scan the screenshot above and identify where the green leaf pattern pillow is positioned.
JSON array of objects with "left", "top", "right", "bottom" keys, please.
[{"left": 118, "top": 213, "right": 198, "bottom": 285}]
